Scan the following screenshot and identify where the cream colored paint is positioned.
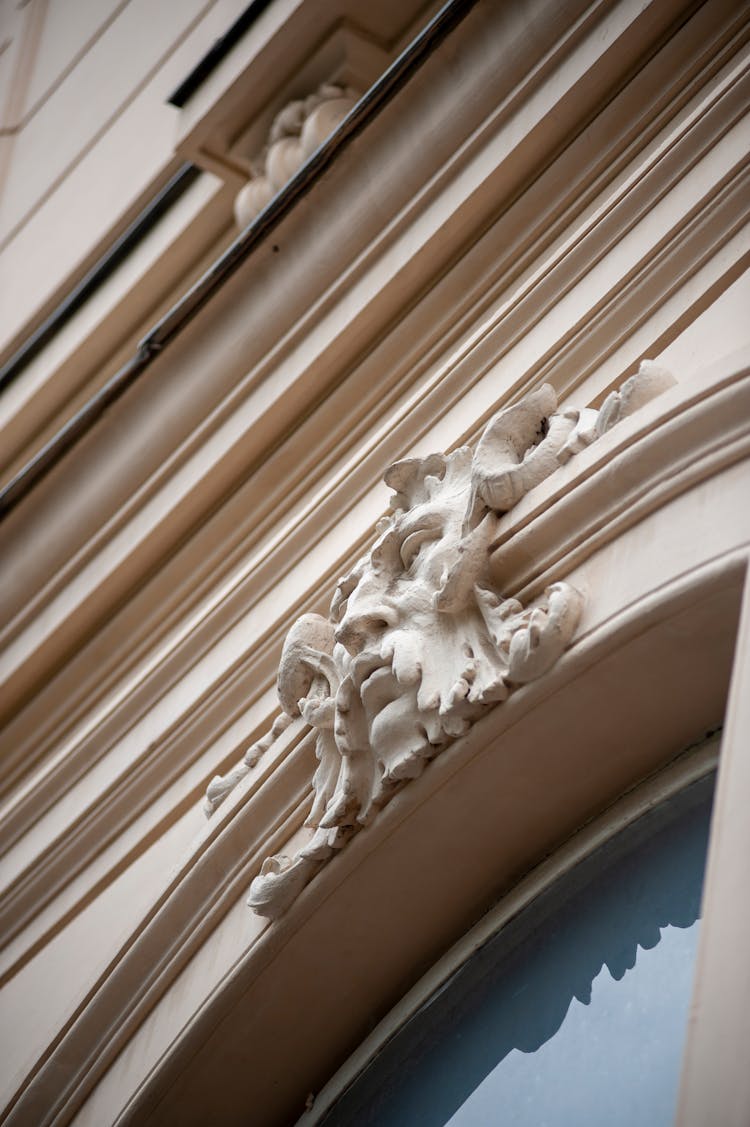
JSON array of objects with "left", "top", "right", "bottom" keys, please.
[
  {"left": 657, "top": 268, "right": 750, "bottom": 379},
  {"left": 0, "top": 168, "right": 230, "bottom": 482},
  {"left": 21, "top": 0, "right": 136, "bottom": 123},
  {"left": 1, "top": 0, "right": 749, "bottom": 1121},
  {"left": 0, "top": 806, "right": 199, "bottom": 1105},
  {"left": 676, "top": 571, "right": 750, "bottom": 1126},
  {"left": 2, "top": 70, "right": 743, "bottom": 722},
  {"left": 2, "top": 170, "right": 747, "bottom": 1008},
  {"left": 0, "top": 681, "right": 277, "bottom": 983},
  {"left": 47, "top": 445, "right": 750, "bottom": 1126},
  {"left": 106, "top": 539, "right": 747, "bottom": 1126}
]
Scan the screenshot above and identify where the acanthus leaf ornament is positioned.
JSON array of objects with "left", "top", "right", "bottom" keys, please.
[{"left": 205, "top": 362, "right": 675, "bottom": 919}]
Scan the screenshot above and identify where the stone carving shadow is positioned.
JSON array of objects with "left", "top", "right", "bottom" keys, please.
[{"left": 321, "top": 771, "right": 714, "bottom": 1126}]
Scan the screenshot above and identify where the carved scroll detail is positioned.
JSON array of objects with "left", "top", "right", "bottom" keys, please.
[
  {"left": 205, "top": 362, "right": 675, "bottom": 918},
  {"left": 204, "top": 713, "right": 292, "bottom": 817}
]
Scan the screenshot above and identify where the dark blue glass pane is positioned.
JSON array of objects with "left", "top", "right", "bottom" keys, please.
[{"left": 322, "top": 771, "right": 715, "bottom": 1127}]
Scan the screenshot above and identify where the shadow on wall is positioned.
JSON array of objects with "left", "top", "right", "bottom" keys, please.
[{"left": 321, "top": 769, "right": 715, "bottom": 1127}]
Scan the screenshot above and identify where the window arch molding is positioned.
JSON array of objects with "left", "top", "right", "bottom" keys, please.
[
  {"left": 303, "top": 737, "right": 719, "bottom": 1126},
  {"left": 112, "top": 357, "right": 749, "bottom": 1126}
]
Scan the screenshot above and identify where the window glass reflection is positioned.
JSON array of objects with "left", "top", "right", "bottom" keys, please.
[{"left": 322, "top": 771, "right": 715, "bottom": 1127}]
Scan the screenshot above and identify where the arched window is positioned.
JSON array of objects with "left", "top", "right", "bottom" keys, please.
[{"left": 319, "top": 764, "right": 716, "bottom": 1126}]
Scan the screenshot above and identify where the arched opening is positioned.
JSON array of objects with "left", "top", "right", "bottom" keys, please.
[{"left": 316, "top": 754, "right": 717, "bottom": 1126}]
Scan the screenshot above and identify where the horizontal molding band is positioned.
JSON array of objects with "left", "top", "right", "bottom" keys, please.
[
  {"left": 492, "top": 355, "right": 750, "bottom": 599},
  {"left": 0, "top": 164, "right": 201, "bottom": 398},
  {"left": 71, "top": 553, "right": 750, "bottom": 1127},
  {"left": 1, "top": 1, "right": 747, "bottom": 991},
  {"left": 2, "top": 12, "right": 743, "bottom": 766},
  {"left": 1, "top": 344, "right": 747, "bottom": 990},
  {"left": 0, "top": 0, "right": 479, "bottom": 524},
  {"left": 1, "top": 164, "right": 746, "bottom": 941}
]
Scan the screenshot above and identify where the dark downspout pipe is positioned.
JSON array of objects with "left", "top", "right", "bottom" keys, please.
[{"left": 0, "top": 164, "right": 201, "bottom": 398}]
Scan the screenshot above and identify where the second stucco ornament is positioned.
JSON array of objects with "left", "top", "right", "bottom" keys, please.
[{"left": 226, "top": 363, "right": 675, "bottom": 918}]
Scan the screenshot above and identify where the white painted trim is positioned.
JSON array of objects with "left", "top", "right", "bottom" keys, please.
[{"left": 676, "top": 570, "right": 750, "bottom": 1125}]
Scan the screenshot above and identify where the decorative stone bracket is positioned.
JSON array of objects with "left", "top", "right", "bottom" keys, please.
[
  {"left": 205, "top": 362, "right": 675, "bottom": 918},
  {"left": 233, "top": 83, "right": 359, "bottom": 228}
]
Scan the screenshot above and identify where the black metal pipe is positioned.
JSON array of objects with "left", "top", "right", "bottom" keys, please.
[
  {"left": 0, "top": 0, "right": 477, "bottom": 522},
  {"left": 0, "top": 163, "right": 200, "bottom": 396},
  {"left": 167, "top": 0, "right": 276, "bottom": 108}
]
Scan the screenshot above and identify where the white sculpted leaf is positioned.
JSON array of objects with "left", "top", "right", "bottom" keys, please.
[{"left": 228, "top": 363, "right": 676, "bottom": 917}]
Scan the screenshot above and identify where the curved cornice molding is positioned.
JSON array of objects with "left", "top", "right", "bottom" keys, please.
[
  {"left": 489, "top": 351, "right": 750, "bottom": 601},
  {"left": 1, "top": 353, "right": 747, "bottom": 989},
  {"left": 5, "top": 354, "right": 749, "bottom": 1127},
  {"left": 118, "top": 554, "right": 746, "bottom": 1127},
  {"left": 237, "top": 362, "right": 676, "bottom": 918},
  {"left": 298, "top": 733, "right": 721, "bottom": 1126},
  {"left": 2, "top": 0, "right": 746, "bottom": 937}
]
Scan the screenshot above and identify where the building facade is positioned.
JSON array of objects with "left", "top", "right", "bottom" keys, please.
[{"left": 1, "top": 0, "right": 749, "bottom": 1123}]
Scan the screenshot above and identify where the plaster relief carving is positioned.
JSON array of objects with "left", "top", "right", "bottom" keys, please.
[
  {"left": 203, "top": 713, "right": 292, "bottom": 817},
  {"left": 234, "top": 84, "right": 358, "bottom": 228},
  {"left": 206, "top": 363, "right": 674, "bottom": 918}
]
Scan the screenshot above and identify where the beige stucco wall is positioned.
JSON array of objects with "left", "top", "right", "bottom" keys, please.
[{"left": 1, "top": 0, "right": 749, "bottom": 1123}]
